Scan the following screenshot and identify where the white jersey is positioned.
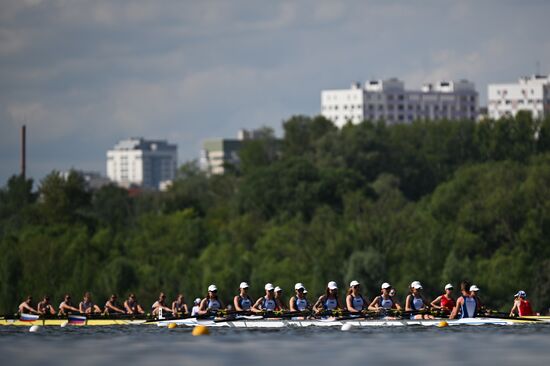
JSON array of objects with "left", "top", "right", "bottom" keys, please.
[{"left": 191, "top": 305, "right": 200, "bottom": 317}]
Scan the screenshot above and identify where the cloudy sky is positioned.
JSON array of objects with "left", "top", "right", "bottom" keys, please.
[{"left": 1, "top": 0, "right": 549, "bottom": 185}]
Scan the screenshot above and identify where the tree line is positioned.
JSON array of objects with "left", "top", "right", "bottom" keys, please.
[{"left": 1, "top": 111, "right": 550, "bottom": 314}]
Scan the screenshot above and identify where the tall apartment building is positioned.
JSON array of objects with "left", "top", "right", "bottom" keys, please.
[
  {"left": 200, "top": 129, "right": 275, "bottom": 175},
  {"left": 488, "top": 75, "right": 550, "bottom": 120},
  {"left": 321, "top": 78, "right": 478, "bottom": 128},
  {"left": 107, "top": 138, "right": 177, "bottom": 190}
]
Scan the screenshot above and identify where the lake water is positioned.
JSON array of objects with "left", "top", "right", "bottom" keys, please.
[{"left": 2, "top": 324, "right": 550, "bottom": 366}]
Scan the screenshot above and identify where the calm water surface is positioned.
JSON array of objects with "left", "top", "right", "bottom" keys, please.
[{"left": 2, "top": 324, "right": 550, "bottom": 366}]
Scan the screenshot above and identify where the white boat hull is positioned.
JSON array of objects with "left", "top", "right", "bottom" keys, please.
[{"left": 157, "top": 317, "right": 534, "bottom": 328}]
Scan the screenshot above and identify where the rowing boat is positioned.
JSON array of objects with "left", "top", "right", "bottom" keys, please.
[
  {"left": 156, "top": 316, "right": 541, "bottom": 328},
  {"left": 0, "top": 318, "right": 148, "bottom": 326}
]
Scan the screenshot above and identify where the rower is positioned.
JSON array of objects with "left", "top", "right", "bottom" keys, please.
[
  {"left": 199, "top": 284, "right": 224, "bottom": 315},
  {"left": 252, "top": 283, "right": 281, "bottom": 313},
  {"left": 233, "top": 282, "right": 253, "bottom": 312},
  {"left": 313, "top": 281, "right": 342, "bottom": 314},
  {"left": 274, "top": 286, "right": 287, "bottom": 311},
  {"left": 509, "top": 290, "right": 534, "bottom": 317},
  {"left": 369, "top": 282, "right": 402, "bottom": 311},
  {"left": 470, "top": 285, "right": 484, "bottom": 310},
  {"left": 37, "top": 295, "right": 56, "bottom": 315},
  {"left": 450, "top": 281, "right": 479, "bottom": 319},
  {"left": 103, "top": 294, "right": 125, "bottom": 315},
  {"left": 18, "top": 295, "right": 39, "bottom": 315},
  {"left": 430, "top": 283, "right": 456, "bottom": 314},
  {"left": 405, "top": 281, "right": 434, "bottom": 319},
  {"left": 152, "top": 292, "right": 173, "bottom": 316},
  {"left": 346, "top": 280, "right": 368, "bottom": 313},
  {"left": 124, "top": 293, "right": 145, "bottom": 314},
  {"left": 289, "top": 283, "right": 310, "bottom": 312},
  {"left": 79, "top": 292, "right": 101, "bottom": 314},
  {"left": 58, "top": 294, "right": 79, "bottom": 315},
  {"left": 172, "top": 294, "right": 189, "bottom": 316},
  {"left": 191, "top": 298, "right": 201, "bottom": 317}
]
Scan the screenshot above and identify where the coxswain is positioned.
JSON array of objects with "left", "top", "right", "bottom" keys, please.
[
  {"left": 103, "top": 294, "right": 125, "bottom": 315},
  {"left": 79, "top": 292, "right": 101, "bottom": 314},
  {"left": 405, "top": 281, "right": 434, "bottom": 319},
  {"left": 346, "top": 280, "right": 368, "bottom": 313},
  {"left": 450, "top": 281, "right": 479, "bottom": 319},
  {"left": 274, "top": 286, "right": 287, "bottom": 311},
  {"left": 198, "top": 284, "right": 224, "bottom": 315},
  {"left": 172, "top": 294, "right": 189, "bottom": 316},
  {"left": 37, "top": 295, "right": 56, "bottom": 315},
  {"left": 58, "top": 294, "right": 79, "bottom": 315},
  {"left": 369, "top": 282, "right": 401, "bottom": 311},
  {"left": 509, "top": 290, "right": 534, "bottom": 317},
  {"left": 430, "top": 283, "right": 456, "bottom": 314},
  {"left": 289, "top": 283, "right": 310, "bottom": 312},
  {"left": 151, "top": 292, "right": 173, "bottom": 316},
  {"left": 252, "top": 283, "right": 282, "bottom": 313},
  {"left": 313, "top": 281, "right": 343, "bottom": 314},
  {"left": 191, "top": 298, "right": 201, "bottom": 317},
  {"left": 124, "top": 293, "right": 145, "bottom": 314},
  {"left": 18, "top": 295, "right": 39, "bottom": 314}
]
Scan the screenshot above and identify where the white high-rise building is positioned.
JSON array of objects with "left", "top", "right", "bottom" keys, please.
[
  {"left": 321, "top": 78, "right": 478, "bottom": 128},
  {"left": 107, "top": 138, "right": 177, "bottom": 190},
  {"left": 488, "top": 75, "right": 550, "bottom": 120}
]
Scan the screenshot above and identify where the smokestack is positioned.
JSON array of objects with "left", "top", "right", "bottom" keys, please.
[{"left": 21, "top": 125, "right": 26, "bottom": 179}]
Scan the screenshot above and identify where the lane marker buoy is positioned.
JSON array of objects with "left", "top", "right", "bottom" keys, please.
[
  {"left": 168, "top": 323, "right": 177, "bottom": 329},
  {"left": 192, "top": 325, "right": 209, "bottom": 336},
  {"left": 29, "top": 325, "right": 39, "bottom": 332},
  {"left": 437, "top": 321, "right": 449, "bottom": 328},
  {"left": 341, "top": 323, "right": 352, "bottom": 331},
  {"left": 60, "top": 321, "right": 68, "bottom": 328}
]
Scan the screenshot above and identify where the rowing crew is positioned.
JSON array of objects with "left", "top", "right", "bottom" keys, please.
[
  {"left": 17, "top": 280, "right": 534, "bottom": 319},
  {"left": 18, "top": 292, "right": 189, "bottom": 317}
]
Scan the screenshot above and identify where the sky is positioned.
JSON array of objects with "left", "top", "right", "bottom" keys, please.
[{"left": 1, "top": 0, "right": 550, "bottom": 185}]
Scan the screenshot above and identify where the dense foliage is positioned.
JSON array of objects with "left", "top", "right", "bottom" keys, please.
[{"left": 2, "top": 112, "right": 550, "bottom": 314}]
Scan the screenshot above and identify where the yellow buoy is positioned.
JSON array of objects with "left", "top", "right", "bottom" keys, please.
[
  {"left": 167, "top": 323, "right": 177, "bottom": 329},
  {"left": 437, "top": 321, "right": 449, "bottom": 328},
  {"left": 192, "top": 325, "right": 210, "bottom": 336}
]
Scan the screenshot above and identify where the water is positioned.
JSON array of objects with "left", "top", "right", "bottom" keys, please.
[{"left": 2, "top": 324, "right": 550, "bottom": 366}]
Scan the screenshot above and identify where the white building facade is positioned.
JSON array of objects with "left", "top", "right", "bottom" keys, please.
[
  {"left": 107, "top": 138, "right": 177, "bottom": 190},
  {"left": 321, "top": 78, "right": 478, "bottom": 128},
  {"left": 488, "top": 75, "right": 550, "bottom": 120}
]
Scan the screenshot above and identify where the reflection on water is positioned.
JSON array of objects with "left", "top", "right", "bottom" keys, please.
[{"left": 2, "top": 324, "right": 550, "bottom": 366}]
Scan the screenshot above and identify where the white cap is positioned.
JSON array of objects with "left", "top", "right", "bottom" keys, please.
[
  {"left": 274, "top": 286, "right": 282, "bottom": 292},
  {"left": 445, "top": 283, "right": 453, "bottom": 290},
  {"left": 193, "top": 298, "right": 201, "bottom": 305},
  {"left": 294, "top": 282, "right": 305, "bottom": 290},
  {"left": 411, "top": 281, "right": 423, "bottom": 289},
  {"left": 349, "top": 280, "right": 360, "bottom": 287},
  {"left": 381, "top": 282, "right": 391, "bottom": 289},
  {"left": 470, "top": 285, "right": 479, "bottom": 292},
  {"left": 327, "top": 281, "right": 338, "bottom": 290},
  {"left": 303, "top": 289, "right": 308, "bottom": 294},
  {"left": 265, "top": 283, "right": 274, "bottom": 291},
  {"left": 208, "top": 284, "right": 217, "bottom": 292},
  {"left": 514, "top": 290, "right": 527, "bottom": 298},
  {"left": 239, "top": 282, "right": 249, "bottom": 289}
]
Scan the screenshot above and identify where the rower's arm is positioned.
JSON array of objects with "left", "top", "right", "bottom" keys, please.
[
  {"left": 449, "top": 298, "right": 462, "bottom": 319},
  {"left": 124, "top": 301, "right": 133, "bottom": 314},
  {"left": 509, "top": 301, "right": 519, "bottom": 316},
  {"left": 368, "top": 296, "right": 380, "bottom": 311},
  {"left": 251, "top": 298, "right": 263, "bottom": 313},
  {"left": 346, "top": 295, "right": 358, "bottom": 313},
  {"left": 289, "top": 297, "right": 297, "bottom": 312},
  {"left": 183, "top": 304, "right": 189, "bottom": 315},
  {"left": 198, "top": 299, "right": 209, "bottom": 315},
  {"left": 405, "top": 295, "right": 412, "bottom": 312},
  {"left": 430, "top": 296, "right": 442, "bottom": 309},
  {"left": 394, "top": 300, "right": 402, "bottom": 310},
  {"left": 233, "top": 296, "right": 243, "bottom": 311},
  {"left": 313, "top": 296, "right": 324, "bottom": 313},
  {"left": 48, "top": 305, "right": 56, "bottom": 315}
]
